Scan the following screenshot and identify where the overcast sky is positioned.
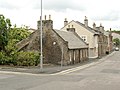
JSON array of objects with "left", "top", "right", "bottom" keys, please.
[{"left": 0, "top": 0, "right": 120, "bottom": 30}]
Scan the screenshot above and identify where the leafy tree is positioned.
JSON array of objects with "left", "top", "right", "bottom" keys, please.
[
  {"left": 112, "top": 30, "right": 120, "bottom": 34},
  {"left": 5, "top": 25, "right": 31, "bottom": 56},
  {"left": 0, "top": 14, "right": 11, "bottom": 51},
  {"left": 113, "top": 38, "right": 120, "bottom": 46},
  {"left": 9, "top": 25, "right": 31, "bottom": 42},
  {"left": 0, "top": 14, "right": 39, "bottom": 66}
]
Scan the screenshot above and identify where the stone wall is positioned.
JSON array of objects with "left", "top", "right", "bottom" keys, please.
[
  {"left": 43, "top": 28, "right": 70, "bottom": 65},
  {"left": 16, "top": 19, "right": 70, "bottom": 65},
  {"left": 16, "top": 18, "right": 89, "bottom": 65}
]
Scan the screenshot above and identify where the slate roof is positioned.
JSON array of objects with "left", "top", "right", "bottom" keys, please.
[{"left": 54, "top": 30, "right": 88, "bottom": 49}]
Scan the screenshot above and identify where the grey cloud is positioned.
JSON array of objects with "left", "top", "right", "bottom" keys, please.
[
  {"left": 0, "top": 1, "right": 19, "bottom": 9},
  {"left": 92, "top": 11, "right": 120, "bottom": 21},
  {"left": 34, "top": 0, "right": 86, "bottom": 11},
  {"left": 0, "top": 0, "right": 86, "bottom": 11}
]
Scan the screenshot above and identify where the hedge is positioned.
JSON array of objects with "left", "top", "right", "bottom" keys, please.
[{"left": 0, "top": 51, "right": 40, "bottom": 66}]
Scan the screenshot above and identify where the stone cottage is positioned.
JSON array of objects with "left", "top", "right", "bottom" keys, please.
[
  {"left": 103, "top": 28, "right": 113, "bottom": 53},
  {"left": 61, "top": 17, "right": 99, "bottom": 58},
  {"left": 61, "top": 17, "right": 111, "bottom": 58},
  {"left": 96, "top": 25, "right": 113, "bottom": 56},
  {"left": 17, "top": 15, "right": 89, "bottom": 65}
]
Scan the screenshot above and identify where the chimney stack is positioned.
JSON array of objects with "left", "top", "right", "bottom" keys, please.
[
  {"left": 64, "top": 18, "right": 68, "bottom": 26},
  {"left": 109, "top": 28, "right": 112, "bottom": 34},
  {"left": 67, "top": 25, "right": 75, "bottom": 32},
  {"left": 44, "top": 15, "right": 46, "bottom": 20},
  {"left": 84, "top": 16, "right": 88, "bottom": 27},
  {"left": 93, "top": 22, "right": 96, "bottom": 30},
  {"left": 99, "top": 23, "right": 104, "bottom": 33},
  {"left": 110, "top": 28, "right": 112, "bottom": 31},
  {"left": 37, "top": 15, "right": 53, "bottom": 30},
  {"left": 93, "top": 23, "right": 96, "bottom": 30},
  {"left": 49, "top": 15, "right": 51, "bottom": 20}
]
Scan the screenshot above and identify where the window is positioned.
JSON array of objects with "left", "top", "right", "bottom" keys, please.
[{"left": 81, "top": 35, "right": 87, "bottom": 42}]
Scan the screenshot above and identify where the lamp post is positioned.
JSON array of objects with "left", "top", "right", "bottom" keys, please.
[{"left": 40, "top": 0, "right": 43, "bottom": 71}]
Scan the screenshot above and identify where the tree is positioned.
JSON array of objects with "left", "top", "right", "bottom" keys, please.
[
  {"left": 112, "top": 30, "right": 120, "bottom": 34},
  {"left": 0, "top": 14, "right": 39, "bottom": 66},
  {"left": 5, "top": 25, "right": 31, "bottom": 55},
  {"left": 113, "top": 38, "right": 120, "bottom": 46},
  {"left": 8, "top": 25, "right": 31, "bottom": 42},
  {"left": 0, "top": 14, "right": 11, "bottom": 51}
]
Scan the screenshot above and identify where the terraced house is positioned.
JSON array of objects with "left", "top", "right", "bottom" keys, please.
[
  {"left": 17, "top": 15, "right": 89, "bottom": 65},
  {"left": 61, "top": 16, "right": 112, "bottom": 59}
]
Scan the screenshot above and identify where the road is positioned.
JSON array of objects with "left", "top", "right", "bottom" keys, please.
[{"left": 0, "top": 51, "right": 120, "bottom": 90}]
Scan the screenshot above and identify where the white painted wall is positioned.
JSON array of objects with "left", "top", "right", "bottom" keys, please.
[
  {"left": 61, "top": 20, "right": 98, "bottom": 58},
  {"left": 61, "top": 21, "right": 94, "bottom": 48}
]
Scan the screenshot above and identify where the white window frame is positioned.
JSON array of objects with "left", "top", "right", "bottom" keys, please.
[{"left": 81, "top": 35, "right": 87, "bottom": 42}]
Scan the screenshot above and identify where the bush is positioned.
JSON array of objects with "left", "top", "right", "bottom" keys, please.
[
  {"left": 13, "top": 51, "right": 40, "bottom": 66},
  {"left": 0, "top": 52, "right": 5, "bottom": 65},
  {"left": 0, "top": 51, "right": 12, "bottom": 65},
  {"left": 0, "top": 51, "right": 40, "bottom": 66}
]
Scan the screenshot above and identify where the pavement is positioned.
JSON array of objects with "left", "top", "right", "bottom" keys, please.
[{"left": 0, "top": 51, "right": 115, "bottom": 75}]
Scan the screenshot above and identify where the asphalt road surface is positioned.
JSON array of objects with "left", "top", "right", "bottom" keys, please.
[{"left": 0, "top": 51, "right": 120, "bottom": 90}]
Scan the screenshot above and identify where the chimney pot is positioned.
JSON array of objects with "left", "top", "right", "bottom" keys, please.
[
  {"left": 93, "top": 22, "right": 96, "bottom": 30},
  {"left": 49, "top": 15, "right": 51, "bottom": 20},
  {"left": 100, "top": 23, "right": 102, "bottom": 27},
  {"left": 110, "top": 28, "right": 111, "bottom": 31},
  {"left": 85, "top": 16, "right": 87, "bottom": 20},
  {"left": 45, "top": 15, "right": 46, "bottom": 20},
  {"left": 99, "top": 23, "right": 104, "bottom": 33},
  {"left": 40, "top": 16, "right": 42, "bottom": 20},
  {"left": 65, "top": 18, "right": 67, "bottom": 21},
  {"left": 84, "top": 16, "right": 88, "bottom": 27},
  {"left": 64, "top": 18, "right": 68, "bottom": 26}
]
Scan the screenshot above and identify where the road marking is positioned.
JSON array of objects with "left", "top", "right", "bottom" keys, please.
[
  {"left": 51, "top": 62, "right": 99, "bottom": 75},
  {"left": 51, "top": 51, "right": 116, "bottom": 75},
  {"left": 0, "top": 62, "right": 98, "bottom": 76}
]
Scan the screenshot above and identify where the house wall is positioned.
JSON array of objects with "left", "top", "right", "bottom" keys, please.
[
  {"left": 79, "top": 50, "right": 82, "bottom": 62},
  {"left": 17, "top": 18, "right": 89, "bottom": 65},
  {"left": 34, "top": 19, "right": 88, "bottom": 65},
  {"left": 61, "top": 21, "right": 94, "bottom": 47},
  {"left": 38, "top": 19, "right": 71, "bottom": 65},
  {"left": 98, "top": 34, "right": 108, "bottom": 58},
  {"left": 17, "top": 19, "right": 70, "bottom": 65},
  {"left": 109, "top": 33, "right": 113, "bottom": 51},
  {"left": 93, "top": 35, "right": 99, "bottom": 58},
  {"left": 61, "top": 21, "right": 97, "bottom": 58},
  {"left": 43, "top": 29, "right": 70, "bottom": 65},
  {"left": 74, "top": 50, "right": 80, "bottom": 63},
  {"left": 68, "top": 49, "right": 88, "bottom": 64},
  {"left": 69, "top": 50, "right": 74, "bottom": 64}
]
